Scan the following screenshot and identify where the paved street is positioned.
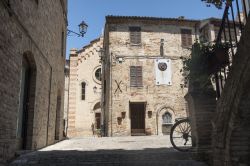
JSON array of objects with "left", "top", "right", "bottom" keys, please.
[{"left": 10, "top": 136, "right": 207, "bottom": 166}]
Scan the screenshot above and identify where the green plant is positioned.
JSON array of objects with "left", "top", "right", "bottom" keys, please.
[
  {"left": 181, "top": 41, "right": 229, "bottom": 89},
  {"left": 95, "top": 129, "right": 101, "bottom": 137},
  {"left": 201, "top": 0, "right": 233, "bottom": 9}
]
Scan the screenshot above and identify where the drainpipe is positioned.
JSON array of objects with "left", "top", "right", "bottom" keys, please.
[
  {"left": 66, "top": 71, "right": 70, "bottom": 136},
  {"left": 110, "top": 53, "right": 113, "bottom": 137},
  {"left": 156, "top": 111, "right": 159, "bottom": 135}
]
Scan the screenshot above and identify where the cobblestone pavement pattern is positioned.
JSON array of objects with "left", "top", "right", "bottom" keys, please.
[{"left": 9, "top": 136, "right": 207, "bottom": 166}]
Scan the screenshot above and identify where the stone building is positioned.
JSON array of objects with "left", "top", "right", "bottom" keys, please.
[
  {"left": 102, "top": 16, "right": 200, "bottom": 137},
  {"left": 0, "top": 0, "right": 67, "bottom": 163},
  {"left": 67, "top": 38, "right": 103, "bottom": 137}
]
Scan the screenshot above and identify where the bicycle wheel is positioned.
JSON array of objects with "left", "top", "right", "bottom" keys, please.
[{"left": 170, "top": 118, "right": 192, "bottom": 152}]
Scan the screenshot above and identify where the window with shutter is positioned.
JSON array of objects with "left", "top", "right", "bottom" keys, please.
[
  {"left": 130, "top": 66, "right": 143, "bottom": 87},
  {"left": 129, "top": 27, "right": 141, "bottom": 45},
  {"left": 181, "top": 29, "right": 192, "bottom": 47}
]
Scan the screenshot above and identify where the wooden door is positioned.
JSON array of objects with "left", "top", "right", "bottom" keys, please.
[{"left": 130, "top": 103, "right": 145, "bottom": 135}]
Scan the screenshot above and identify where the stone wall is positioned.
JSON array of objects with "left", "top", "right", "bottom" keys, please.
[
  {"left": 212, "top": 16, "right": 250, "bottom": 166},
  {"left": 103, "top": 16, "right": 199, "bottom": 136},
  {"left": 0, "top": 0, "right": 67, "bottom": 162},
  {"left": 67, "top": 38, "right": 103, "bottom": 137}
]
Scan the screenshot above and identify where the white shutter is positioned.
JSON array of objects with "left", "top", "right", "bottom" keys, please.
[{"left": 155, "top": 59, "right": 172, "bottom": 85}]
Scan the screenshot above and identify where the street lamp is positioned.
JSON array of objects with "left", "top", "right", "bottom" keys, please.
[{"left": 67, "top": 20, "right": 88, "bottom": 37}]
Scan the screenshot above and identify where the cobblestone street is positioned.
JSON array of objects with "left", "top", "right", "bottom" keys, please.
[{"left": 10, "top": 136, "right": 207, "bottom": 166}]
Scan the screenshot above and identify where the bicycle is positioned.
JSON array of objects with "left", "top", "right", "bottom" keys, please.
[{"left": 170, "top": 117, "right": 193, "bottom": 152}]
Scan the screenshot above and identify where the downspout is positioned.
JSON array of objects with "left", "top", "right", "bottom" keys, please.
[
  {"left": 156, "top": 111, "right": 159, "bottom": 135},
  {"left": 46, "top": 67, "right": 52, "bottom": 145},
  {"left": 66, "top": 70, "right": 70, "bottom": 136},
  {"left": 110, "top": 52, "right": 113, "bottom": 137}
]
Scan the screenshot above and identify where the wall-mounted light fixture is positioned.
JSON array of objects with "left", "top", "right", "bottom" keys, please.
[
  {"left": 93, "top": 86, "right": 97, "bottom": 93},
  {"left": 67, "top": 20, "right": 88, "bottom": 37}
]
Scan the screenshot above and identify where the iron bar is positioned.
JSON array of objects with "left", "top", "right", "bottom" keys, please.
[
  {"left": 215, "top": 73, "right": 221, "bottom": 98},
  {"left": 216, "top": 6, "right": 230, "bottom": 43},
  {"left": 230, "top": 4, "right": 238, "bottom": 44},
  {"left": 226, "top": 14, "right": 235, "bottom": 59},
  {"left": 243, "top": 0, "right": 248, "bottom": 21},
  {"left": 236, "top": 0, "right": 243, "bottom": 31}
]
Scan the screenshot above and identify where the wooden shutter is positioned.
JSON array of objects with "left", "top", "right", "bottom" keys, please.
[
  {"left": 129, "top": 27, "right": 141, "bottom": 45},
  {"left": 181, "top": 29, "right": 192, "bottom": 47},
  {"left": 130, "top": 66, "right": 142, "bottom": 87}
]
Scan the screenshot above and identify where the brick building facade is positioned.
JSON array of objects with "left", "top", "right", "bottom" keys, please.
[
  {"left": 102, "top": 16, "right": 199, "bottom": 137},
  {"left": 67, "top": 38, "right": 103, "bottom": 137},
  {"left": 0, "top": 0, "right": 67, "bottom": 163}
]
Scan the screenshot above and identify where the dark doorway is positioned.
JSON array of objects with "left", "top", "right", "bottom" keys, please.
[
  {"left": 95, "top": 113, "right": 101, "bottom": 129},
  {"left": 55, "top": 95, "right": 61, "bottom": 140},
  {"left": 17, "top": 54, "right": 36, "bottom": 150},
  {"left": 130, "top": 102, "right": 145, "bottom": 136}
]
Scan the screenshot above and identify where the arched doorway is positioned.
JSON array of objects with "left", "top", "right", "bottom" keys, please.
[
  {"left": 157, "top": 107, "right": 175, "bottom": 135},
  {"left": 93, "top": 102, "right": 101, "bottom": 129},
  {"left": 16, "top": 52, "right": 36, "bottom": 150}
]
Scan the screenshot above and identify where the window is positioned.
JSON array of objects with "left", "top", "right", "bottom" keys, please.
[
  {"left": 181, "top": 29, "right": 192, "bottom": 47},
  {"left": 129, "top": 27, "right": 141, "bottom": 45},
  {"left": 130, "top": 66, "right": 143, "bottom": 87},
  {"left": 81, "top": 82, "right": 86, "bottom": 100},
  {"left": 95, "top": 68, "right": 101, "bottom": 81},
  {"left": 61, "top": 31, "right": 64, "bottom": 57},
  {"left": 162, "top": 112, "right": 172, "bottom": 124}
]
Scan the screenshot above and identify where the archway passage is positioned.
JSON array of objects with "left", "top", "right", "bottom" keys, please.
[{"left": 16, "top": 52, "right": 36, "bottom": 150}]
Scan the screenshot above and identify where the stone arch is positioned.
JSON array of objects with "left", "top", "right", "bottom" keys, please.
[
  {"left": 91, "top": 101, "right": 101, "bottom": 132},
  {"left": 156, "top": 106, "right": 175, "bottom": 135},
  {"left": 228, "top": 82, "right": 250, "bottom": 166},
  {"left": 90, "top": 100, "right": 101, "bottom": 112},
  {"left": 93, "top": 102, "right": 101, "bottom": 111},
  {"left": 17, "top": 51, "right": 37, "bottom": 150}
]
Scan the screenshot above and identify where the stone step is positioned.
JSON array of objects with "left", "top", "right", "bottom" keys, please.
[{"left": 10, "top": 151, "right": 207, "bottom": 166}]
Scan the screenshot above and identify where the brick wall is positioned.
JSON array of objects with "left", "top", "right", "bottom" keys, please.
[
  {"left": 212, "top": 16, "right": 250, "bottom": 166},
  {"left": 0, "top": 0, "right": 67, "bottom": 162}
]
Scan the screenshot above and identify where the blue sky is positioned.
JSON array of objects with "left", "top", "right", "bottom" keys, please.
[{"left": 66, "top": 0, "right": 226, "bottom": 59}]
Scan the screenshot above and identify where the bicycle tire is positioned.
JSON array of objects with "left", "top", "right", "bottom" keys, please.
[{"left": 170, "top": 118, "right": 192, "bottom": 152}]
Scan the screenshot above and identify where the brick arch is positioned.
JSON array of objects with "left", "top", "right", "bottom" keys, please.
[
  {"left": 18, "top": 51, "right": 37, "bottom": 150},
  {"left": 156, "top": 106, "right": 175, "bottom": 135}
]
